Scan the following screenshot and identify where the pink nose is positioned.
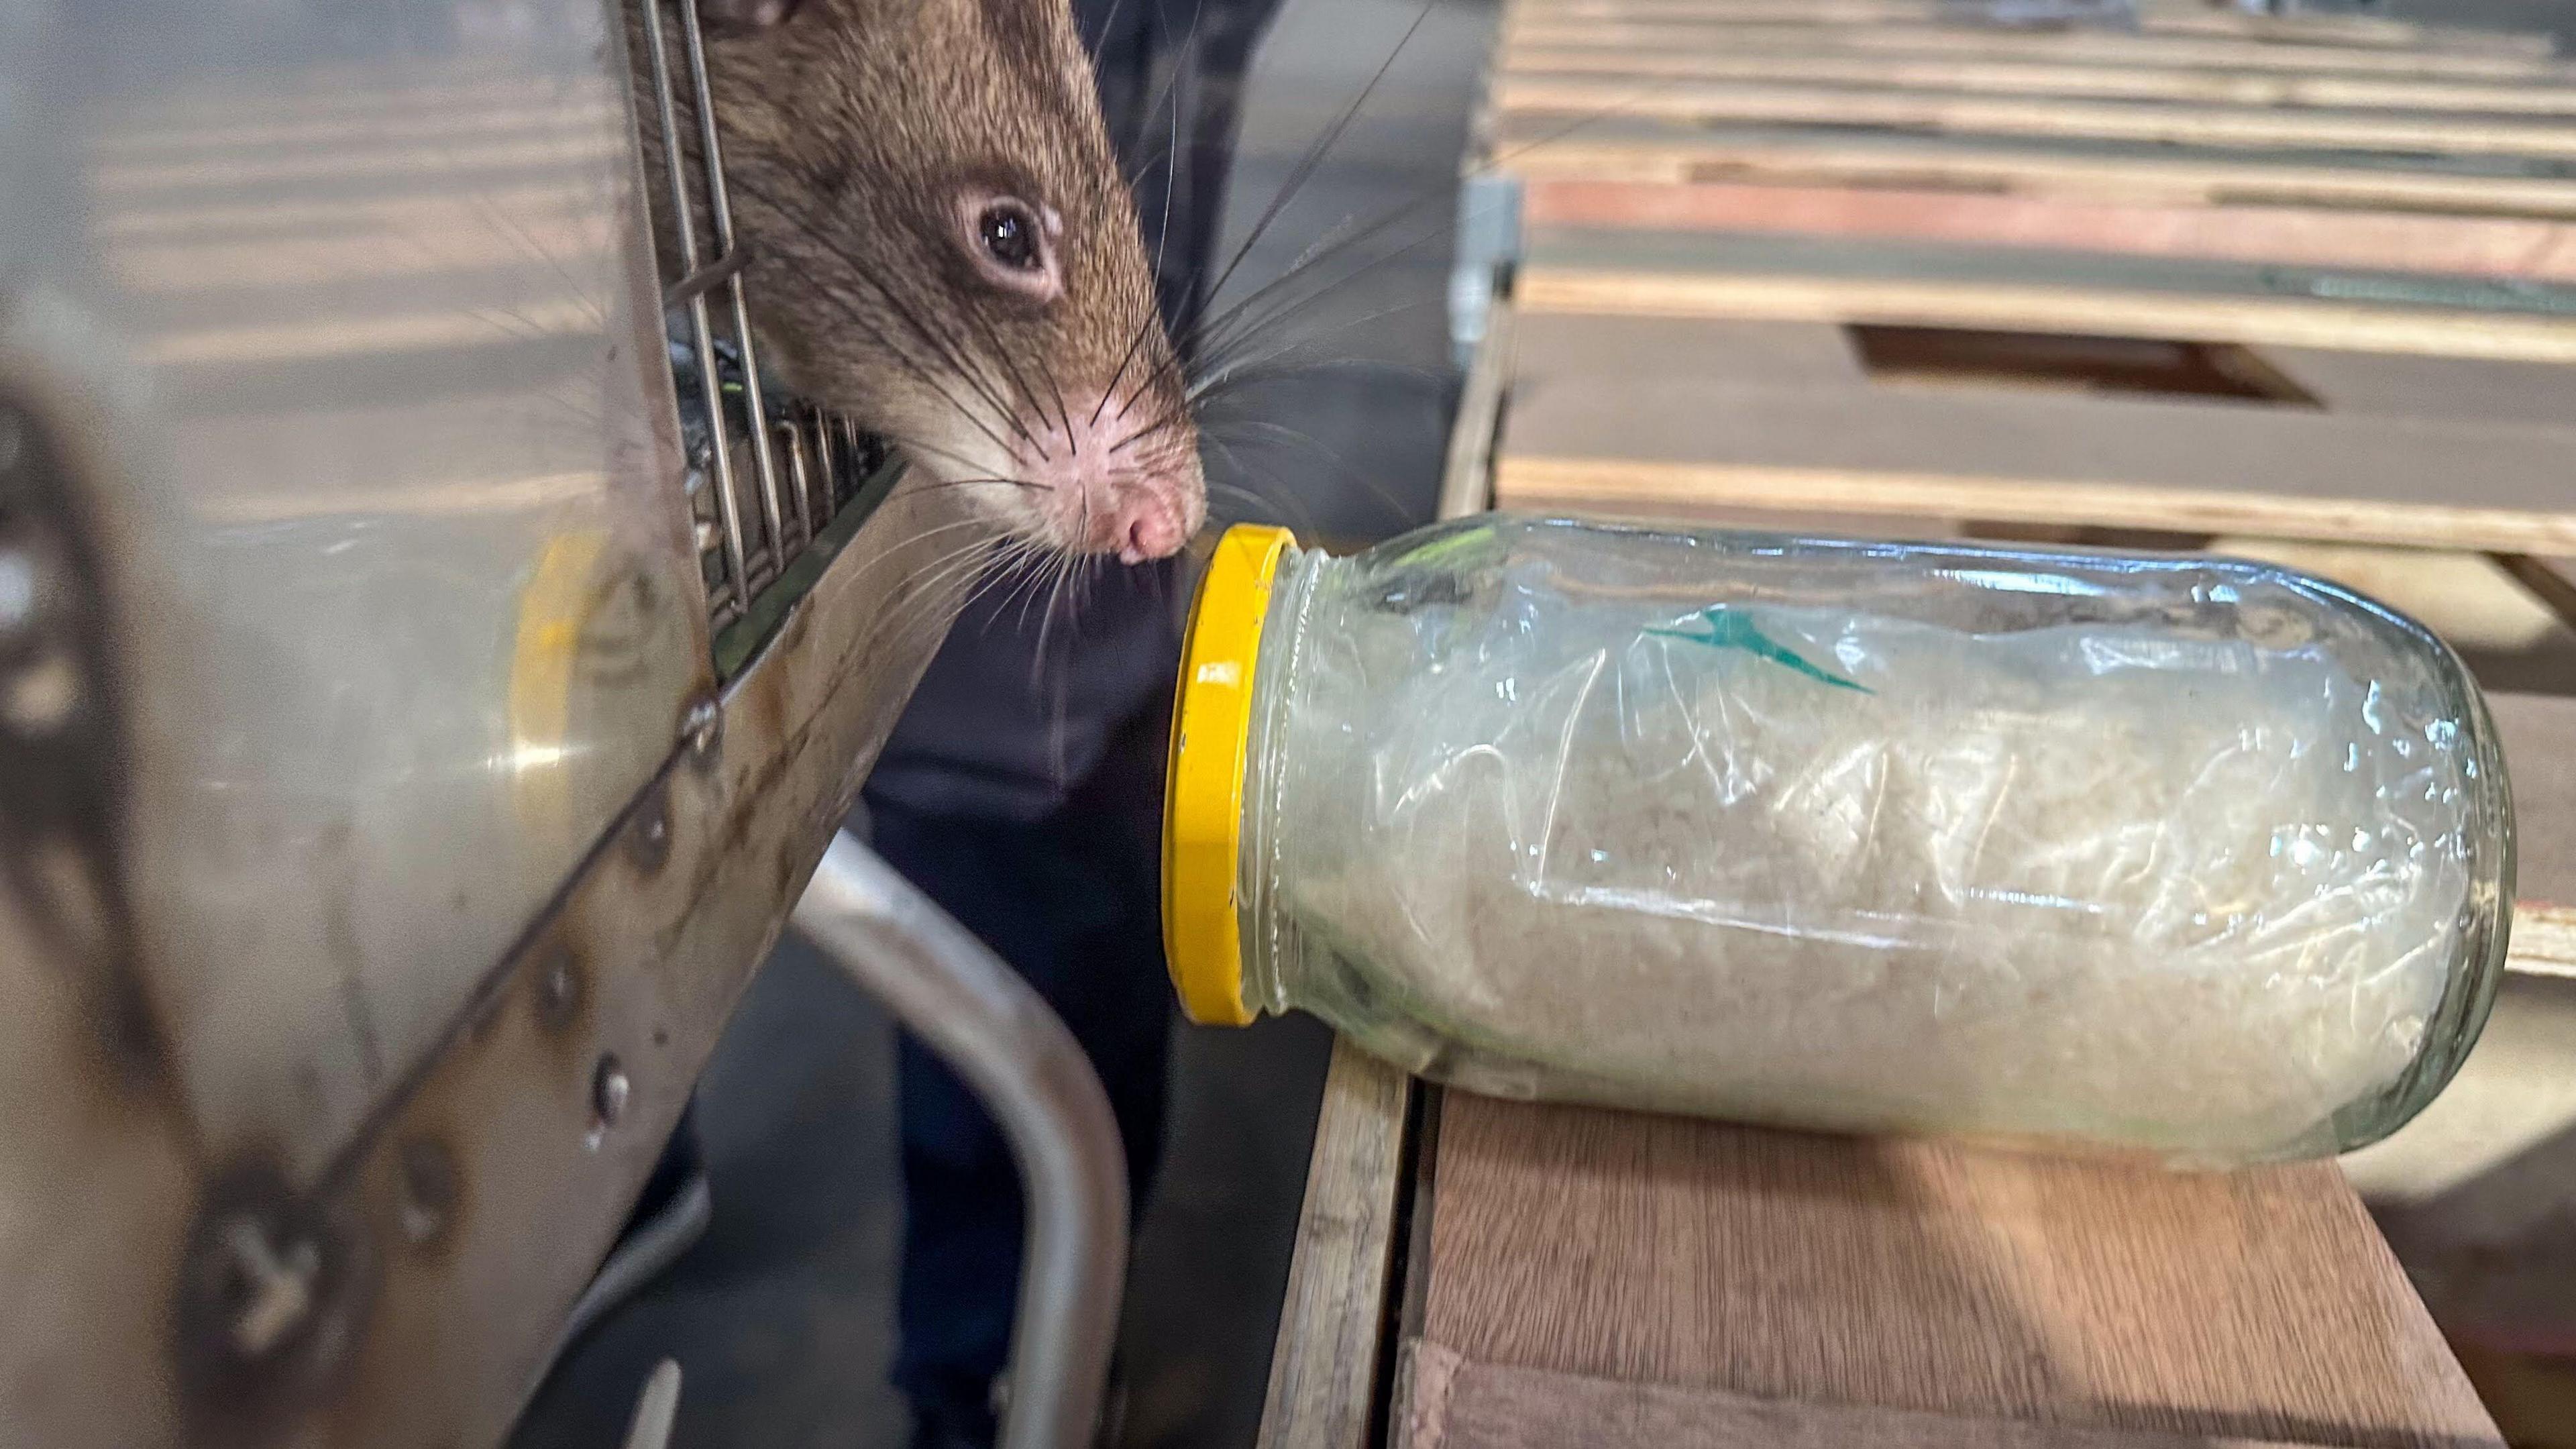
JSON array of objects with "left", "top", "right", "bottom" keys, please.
[{"left": 1118, "top": 503, "right": 1187, "bottom": 564}]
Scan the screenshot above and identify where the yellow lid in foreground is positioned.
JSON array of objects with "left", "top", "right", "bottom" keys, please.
[{"left": 1163, "top": 524, "right": 1297, "bottom": 1026}]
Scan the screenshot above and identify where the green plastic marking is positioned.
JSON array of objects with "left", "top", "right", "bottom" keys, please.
[
  {"left": 1388, "top": 521, "right": 1497, "bottom": 568},
  {"left": 1648, "top": 605, "right": 1872, "bottom": 694}
]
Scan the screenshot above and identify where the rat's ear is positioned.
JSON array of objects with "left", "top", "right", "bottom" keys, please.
[{"left": 700, "top": 0, "right": 806, "bottom": 34}]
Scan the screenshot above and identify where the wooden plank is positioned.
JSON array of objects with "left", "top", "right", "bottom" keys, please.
[
  {"left": 1516, "top": 266, "right": 2576, "bottom": 364},
  {"left": 1421, "top": 1096, "right": 2504, "bottom": 1444},
  {"left": 1494, "top": 75, "right": 2576, "bottom": 162},
  {"left": 1497, "top": 46, "right": 2576, "bottom": 117},
  {"left": 1506, "top": 0, "right": 2559, "bottom": 54},
  {"left": 2257, "top": 350, "right": 2576, "bottom": 427},
  {"left": 1397, "top": 1340, "right": 2375, "bottom": 1449},
  {"left": 1500, "top": 455, "right": 2576, "bottom": 554},
  {"left": 1495, "top": 313, "right": 2576, "bottom": 550},
  {"left": 1438, "top": 302, "right": 1515, "bottom": 521},
  {"left": 1494, "top": 19, "right": 2576, "bottom": 82},
  {"left": 1517, "top": 178, "right": 2576, "bottom": 282},
  {"left": 1256, "top": 1040, "right": 1414, "bottom": 1449},
  {"left": 1493, "top": 126, "right": 2576, "bottom": 221},
  {"left": 2204, "top": 541, "right": 2576, "bottom": 699},
  {"left": 2491, "top": 696, "right": 2576, "bottom": 912},
  {"left": 1504, "top": 305, "right": 2576, "bottom": 428}
]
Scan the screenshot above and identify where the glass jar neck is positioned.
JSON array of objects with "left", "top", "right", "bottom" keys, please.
[{"left": 1234, "top": 543, "right": 1323, "bottom": 1018}]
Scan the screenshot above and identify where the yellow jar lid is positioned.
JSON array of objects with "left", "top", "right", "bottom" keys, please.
[{"left": 1163, "top": 524, "right": 1297, "bottom": 1027}]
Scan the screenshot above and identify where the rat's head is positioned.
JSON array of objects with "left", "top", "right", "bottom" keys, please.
[{"left": 690, "top": 0, "right": 1206, "bottom": 563}]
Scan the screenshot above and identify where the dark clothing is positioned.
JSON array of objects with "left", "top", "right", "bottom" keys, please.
[
  {"left": 861, "top": 559, "right": 1179, "bottom": 825},
  {"left": 871, "top": 0, "right": 1284, "bottom": 1442}
]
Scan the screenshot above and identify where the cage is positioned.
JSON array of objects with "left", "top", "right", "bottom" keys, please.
[{"left": 0, "top": 2, "right": 1118, "bottom": 1444}]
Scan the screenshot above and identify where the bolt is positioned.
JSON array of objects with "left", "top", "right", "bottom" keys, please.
[
  {"left": 535, "top": 950, "right": 582, "bottom": 1032},
  {"left": 626, "top": 784, "right": 673, "bottom": 873},
  {"left": 211, "top": 1216, "right": 320, "bottom": 1358},
  {"left": 395, "top": 1140, "right": 459, "bottom": 1247},
  {"left": 587, "top": 1054, "right": 631, "bottom": 1150},
  {"left": 682, "top": 696, "right": 721, "bottom": 763}
]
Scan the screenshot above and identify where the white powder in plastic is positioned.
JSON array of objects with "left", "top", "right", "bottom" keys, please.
[{"left": 1275, "top": 603, "right": 2475, "bottom": 1161}]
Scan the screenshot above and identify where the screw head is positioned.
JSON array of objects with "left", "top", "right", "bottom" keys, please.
[
  {"left": 625, "top": 784, "right": 674, "bottom": 873},
  {"left": 682, "top": 696, "right": 721, "bottom": 762},
  {"left": 534, "top": 951, "right": 582, "bottom": 1033},
  {"left": 587, "top": 1054, "right": 631, "bottom": 1149},
  {"left": 394, "top": 1140, "right": 459, "bottom": 1248}
]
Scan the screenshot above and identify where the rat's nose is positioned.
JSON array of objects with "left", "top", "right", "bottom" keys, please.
[{"left": 1117, "top": 502, "right": 1187, "bottom": 565}]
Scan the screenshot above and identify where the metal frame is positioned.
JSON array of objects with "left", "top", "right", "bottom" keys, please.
[{"left": 793, "top": 833, "right": 1130, "bottom": 1449}]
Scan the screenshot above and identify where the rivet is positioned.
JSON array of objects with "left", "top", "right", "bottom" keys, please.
[
  {"left": 625, "top": 784, "right": 673, "bottom": 873},
  {"left": 395, "top": 1140, "right": 459, "bottom": 1248},
  {"left": 682, "top": 696, "right": 722, "bottom": 763},
  {"left": 535, "top": 950, "right": 582, "bottom": 1033},
  {"left": 586, "top": 1054, "right": 631, "bottom": 1150}
]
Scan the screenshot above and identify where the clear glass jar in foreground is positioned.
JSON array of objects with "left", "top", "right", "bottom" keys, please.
[{"left": 1163, "top": 517, "right": 2514, "bottom": 1167}]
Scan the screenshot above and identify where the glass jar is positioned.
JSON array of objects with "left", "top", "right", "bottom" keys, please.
[{"left": 1162, "top": 516, "right": 2514, "bottom": 1166}]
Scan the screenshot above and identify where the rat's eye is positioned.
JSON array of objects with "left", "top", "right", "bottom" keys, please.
[
  {"left": 978, "top": 202, "right": 1043, "bottom": 272},
  {"left": 956, "top": 191, "right": 1061, "bottom": 301}
]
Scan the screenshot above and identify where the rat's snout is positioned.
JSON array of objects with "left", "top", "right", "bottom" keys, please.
[{"left": 1010, "top": 386, "right": 1205, "bottom": 564}]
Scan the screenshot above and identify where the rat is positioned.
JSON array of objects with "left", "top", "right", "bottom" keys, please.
[{"left": 633, "top": 0, "right": 1208, "bottom": 566}]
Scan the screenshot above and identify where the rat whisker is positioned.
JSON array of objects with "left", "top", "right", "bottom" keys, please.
[
  {"left": 1191, "top": 290, "right": 1442, "bottom": 396},
  {"left": 1201, "top": 415, "right": 1411, "bottom": 528},
  {"left": 1173, "top": 90, "right": 1668, "bottom": 370},
  {"left": 1175, "top": 0, "right": 1441, "bottom": 361},
  {"left": 1092, "top": 3, "right": 1203, "bottom": 429}
]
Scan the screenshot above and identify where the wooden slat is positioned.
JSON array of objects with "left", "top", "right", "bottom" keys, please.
[
  {"left": 2489, "top": 696, "right": 2576, "bottom": 912},
  {"left": 1256, "top": 1041, "right": 1414, "bottom": 1449},
  {"left": 2203, "top": 540, "right": 2576, "bottom": 699},
  {"left": 1398, "top": 1341, "right": 2373, "bottom": 1449},
  {"left": 1421, "top": 1096, "right": 2504, "bottom": 1444},
  {"left": 1495, "top": 75, "right": 2576, "bottom": 162},
  {"left": 1517, "top": 266, "right": 2576, "bottom": 364},
  {"left": 1498, "top": 46, "right": 2576, "bottom": 117},
  {"left": 1507, "top": 0, "right": 2559, "bottom": 55},
  {"left": 1437, "top": 302, "right": 1515, "bottom": 521},
  {"left": 1518, "top": 178, "right": 2576, "bottom": 282},
  {"left": 1495, "top": 19, "right": 2576, "bottom": 81},
  {"left": 1501, "top": 455, "right": 2576, "bottom": 554},
  {"left": 1494, "top": 127, "right": 2576, "bottom": 221}
]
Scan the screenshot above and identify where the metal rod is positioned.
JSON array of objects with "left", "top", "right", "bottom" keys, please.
[
  {"left": 637, "top": 0, "right": 752, "bottom": 602},
  {"left": 676, "top": 0, "right": 790, "bottom": 566},
  {"left": 621, "top": 1360, "right": 683, "bottom": 1449},
  {"left": 767, "top": 420, "right": 808, "bottom": 554},
  {"left": 812, "top": 406, "right": 841, "bottom": 528},
  {"left": 792, "top": 833, "right": 1128, "bottom": 1449},
  {"left": 662, "top": 248, "right": 751, "bottom": 311}
]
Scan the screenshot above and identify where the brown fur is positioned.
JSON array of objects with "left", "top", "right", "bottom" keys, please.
[{"left": 629, "top": 0, "right": 1203, "bottom": 556}]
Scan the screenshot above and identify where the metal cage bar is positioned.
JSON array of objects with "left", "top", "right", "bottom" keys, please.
[
  {"left": 631, "top": 0, "right": 884, "bottom": 641},
  {"left": 635, "top": 0, "right": 755, "bottom": 612}
]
